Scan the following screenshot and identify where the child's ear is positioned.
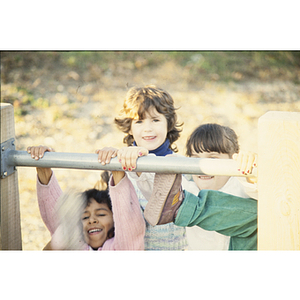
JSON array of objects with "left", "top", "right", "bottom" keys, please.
[{"left": 129, "top": 129, "right": 132, "bottom": 135}]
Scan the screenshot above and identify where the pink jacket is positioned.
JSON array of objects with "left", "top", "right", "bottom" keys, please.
[{"left": 37, "top": 172, "right": 145, "bottom": 250}]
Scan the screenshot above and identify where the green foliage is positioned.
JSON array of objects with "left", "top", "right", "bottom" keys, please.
[
  {"left": 1, "top": 51, "right": 299, "bottom": 116},
  {"left": 1, "top": 85, "right": 49, "bottom": 116},
  {"left": 57, "top": 50, "right": 300, "bottom": 82},
  {"left": 2, "top": 51, "right": 299, "bottom": 81}
]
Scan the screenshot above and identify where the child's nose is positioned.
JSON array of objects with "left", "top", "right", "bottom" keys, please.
[
  {"left": 89, "top": 217, "right": 98, "bottom": 224},
  {"left": 144, "top": 120, "right": 153, "bottom": 131}
]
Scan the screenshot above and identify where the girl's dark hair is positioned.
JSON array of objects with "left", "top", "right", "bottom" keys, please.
[
  {"left": 186, "top": 123, "right": 240, "bottom": 158},
  {"left": 82, "top": 189, "right": 112, "bottom": 211},
  {"left": 82, "top": 171, "right": 114, "bottom": 238},
  {"left": 114, "top": 85, "right": 183, "bottom": 152}
]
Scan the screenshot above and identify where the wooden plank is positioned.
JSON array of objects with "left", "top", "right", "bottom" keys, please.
[
  {"left": 258, "top": 111, "right": 300, "bottom": 250},
  {"left": 0, "top": 103, "right": 22, "bottom": 250}
]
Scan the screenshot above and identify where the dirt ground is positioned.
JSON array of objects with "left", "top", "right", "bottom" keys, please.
[{"left": 1, "top": 53, "right": 300, "bottom": 250}]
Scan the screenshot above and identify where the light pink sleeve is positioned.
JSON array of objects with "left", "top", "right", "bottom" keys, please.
[
  {"left": 102, "top": 174, "right": 145, "bottom": 250},
  {"left": 36, "top": 171, "right": 62, "bottom": 235}
]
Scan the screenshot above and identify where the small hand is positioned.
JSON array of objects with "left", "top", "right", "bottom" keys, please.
[
  {"left": 117, "top": 146, "right": 149, "bottom": 171},
  {"left": 233, "top": 151, "right": 257, "bottom": 183},
  {"left": 96, "top": 147, "right": 118, "bottom": 165},
  {"left": 27, "top": 145, "right": 55, "bottom": 160},
  {"left": 27, "top": 145, "right": 55, "bottom": 185}
]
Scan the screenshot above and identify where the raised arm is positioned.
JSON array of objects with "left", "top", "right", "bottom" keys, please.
[
  {"left": 105, "top": 173, "right": 145, "bottom": 250},
  {"left": 27, "top": 145, "right": 62, "bottom": 235}
]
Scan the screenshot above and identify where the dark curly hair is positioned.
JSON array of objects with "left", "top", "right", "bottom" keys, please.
[
  {"left": 186, "top": 123, "right": 240, "bottom": 158},
  {"left": 114, "top": 85, "right": 183, "bottom": 152}
]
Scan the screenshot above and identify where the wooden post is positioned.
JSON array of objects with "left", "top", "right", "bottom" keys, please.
[
  {"left": 0, "top": 103, "right": 22, "bottom": 250},
  {"left": 258, "top": 111, "right": 300, "bottom": 250}
]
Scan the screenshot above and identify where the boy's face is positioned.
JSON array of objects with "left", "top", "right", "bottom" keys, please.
[
  {"left": 191, "top": 150, "right": 231, "bottom": 191},
  {"left": 81, "top": 199, "right": 114, "bottom": 250},
  {"left": 130, "top": 106, "right": 168, "bottom": 151}
]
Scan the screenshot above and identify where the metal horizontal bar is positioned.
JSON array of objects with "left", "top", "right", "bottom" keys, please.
[{"left": 7, "top": 150, "right": 257, "bottom": 177}]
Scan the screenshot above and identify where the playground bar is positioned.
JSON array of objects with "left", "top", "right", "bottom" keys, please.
[{"left": 6, "top": 149, "right": 257, "bottom": 177}]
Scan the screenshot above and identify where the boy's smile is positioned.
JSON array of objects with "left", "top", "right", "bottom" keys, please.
[
  {"left": 81, "top": 199, "right": 114, "bottom": 250},
  {"left": 198, "top": 175, "right": 214, "bottom": 180},
  {"left": 191, "top": 151, "right": 231, "bottom": 191},
  {"left": 130, "top": 106, "right": 168, "bottom": 151}
]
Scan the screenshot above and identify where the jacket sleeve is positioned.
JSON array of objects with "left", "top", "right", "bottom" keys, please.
[
  {"left": 103, "top": 174, "right": 145, "bottom": 250},
  {"left": 36, "top": 171, "right": 62, "bottom": 235},
  {"left": 175, "top": 190, "right": 257, "bottom": 238}
]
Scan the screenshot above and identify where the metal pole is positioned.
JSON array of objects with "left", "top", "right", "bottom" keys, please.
[{"left": 7, "top": 150, "right": 257, "bottom": 177}]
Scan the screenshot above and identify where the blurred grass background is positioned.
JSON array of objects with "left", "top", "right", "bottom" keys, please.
[
  {"left": 2, "top": 51, "right": 300, "bottom": 116},
  {"left": 2, "top": 51, "right": 300, "bottom": 82}
]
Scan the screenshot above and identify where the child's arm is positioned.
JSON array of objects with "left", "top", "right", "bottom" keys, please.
[
  {"left": 96, "top": 147, "right": 145, "bottom": 250},
  {"left": 27, "top": 145, "right": 62, "bottom": 235},
  {"left": 105, "top": 173, "right": 145, "bottom": 250},
  {"left": 36, "top": 171, "right": 62, "bottom": 235},
  {"left": 175, "top": 189, "right": 257, "bottom": 250},
  {"left": 111, "top": 170, "right": 125, "bottom": 185}
]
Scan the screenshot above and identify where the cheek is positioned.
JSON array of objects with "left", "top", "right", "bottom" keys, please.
[
  {"left": 159, "top": 123, "right": 168, "bottom": 140},
  {"left": 164, "top": 120, "right": 169, "bottom": 133},
  {"left": 81, "top": 220, "right": 88, "bottom": 232},
  {"left": 192, "top": 175, "right": 198, "bottom": 182},
  {"left": 105, "top": 218, "right": 114, "bottom": 238},
  {"left": 81, "top": 224, "right": 89, "bottom": 243},
  {"left": 164, "top": 126, "right": 168, "bottom": 137},
  {"left": 81, "top": 220, "right": 87, "bottom": 230},
  {"left": 192, "top": 175, "right": 202, "bottom": 189},
  {"left": 129, "top": 125, "right": 138, "bottom": 138},
  {"left": 105, "top": 216, "right": 114, "bottom": 230},
  {"left": 109, "top": 219, "right": 114, "bottom": 230}
]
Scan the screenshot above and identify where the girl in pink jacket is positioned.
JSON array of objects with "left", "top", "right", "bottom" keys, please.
[{"left": 27, "top": 146, "right": 145, "bottom": 251}]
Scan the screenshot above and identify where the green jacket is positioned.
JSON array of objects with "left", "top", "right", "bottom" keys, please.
[{"left": 175, "top": 190, "right": 257, "bottom": 250}]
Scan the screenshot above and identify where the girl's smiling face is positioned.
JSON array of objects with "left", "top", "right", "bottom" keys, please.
[
  {"left": 130, "top": 106, "right": 168, "bottom": 151},
  {"left": 81, "top": 199, "right": 114, "bottom": 250},
  {"left": 191, "top": 151, "right": 231, "bottom": 191}
]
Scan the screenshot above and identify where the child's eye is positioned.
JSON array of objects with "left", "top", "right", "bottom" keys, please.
[
  {"left": 134, "top": 120, "right": 143, "bottom": 124},
  {"left": 82, "top": 216, "right": 89, "bottom": 220},
  {"left": 97, "top": 214, "right": 106, "bottom": 217},
  {"left": 153, "top": 119, "right": 160, "bottom": 122}
]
